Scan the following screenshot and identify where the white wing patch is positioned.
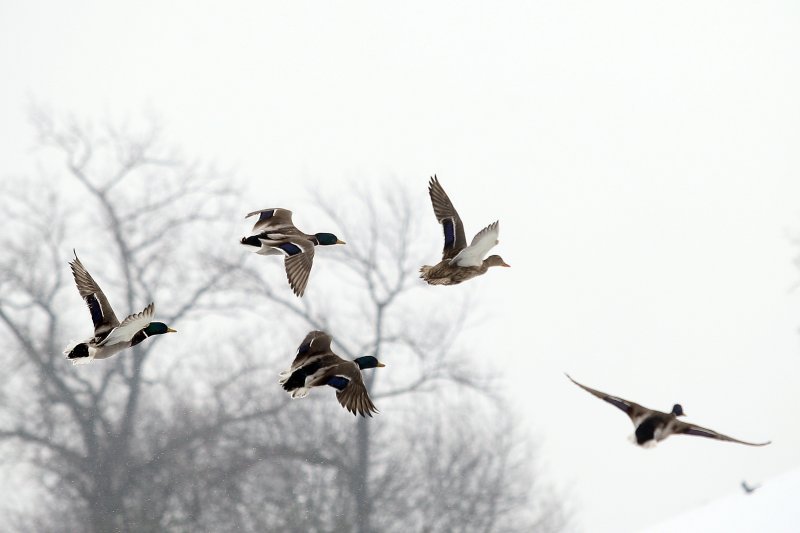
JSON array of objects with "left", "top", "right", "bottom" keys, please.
[
  {"left": 451, "top": 221, "right": 500, "bottom": 267},
  {"left": 97, "top": 303, "right": 155, "bottom": 347},
  {"left": 255, "top": 245, "right": 283, "bottom": 256}
]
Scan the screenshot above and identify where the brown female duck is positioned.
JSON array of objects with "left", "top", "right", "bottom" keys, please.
[{"left": 420, "top": 176, "right": 510, "bottom": 285}]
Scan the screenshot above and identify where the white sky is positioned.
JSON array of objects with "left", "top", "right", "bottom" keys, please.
[{"left": 2, "top": 1, "right": 800, "bottom": 531}]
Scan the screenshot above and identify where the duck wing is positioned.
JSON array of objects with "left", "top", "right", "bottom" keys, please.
[
  {"left": 565, "top": 374, "right": 648, "bottom": 421},
  {"left": 313, "top": 361, "right": 378, "bottom": 417},
  {"left": 245, "top": 208, "right": 296, "bottom": 233},
  {"left": 674, "top": 420, "right": 771, "bottom": 447},
  {"left": 69, "top": 252, "right": 120, "bottom": 336},
  {"left": 250, "top": 235, "right": 316, "bottom": 296},
  {"left": 289, "top": 330, "right": 334, "bottom": 370},
  {"left": 428, "top": 176, "right": 467, "bottom": 260},
  {"left": 451, "top": 221, "right": 500, "bottom": 267},
  {"left": 97, "top": 303, "right": 155, "bottom": 347},
  {"left": 280, "top": 240, "right": 316, "bottom": 297}
]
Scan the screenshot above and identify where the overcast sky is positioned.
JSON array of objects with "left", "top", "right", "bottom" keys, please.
[{"left": 2, "top": 1, "right": 800, "bottom": 531}]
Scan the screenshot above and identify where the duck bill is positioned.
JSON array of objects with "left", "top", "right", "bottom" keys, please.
[
  {"left": 167, "top": 328, "right": 177, "bottom": 333},
  {"left": 377, "top": 362, "right": 386, "bottom": 367},
  {"left": 501, "top": 262, "right": 511, "bottom": 267},
  {"left": 336, "top": 239, "right": 346, "bottom": 245}
]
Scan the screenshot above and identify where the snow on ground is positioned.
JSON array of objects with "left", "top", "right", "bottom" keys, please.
[{"left": 639, "top": 467, "right": 800, "bottom": 533}]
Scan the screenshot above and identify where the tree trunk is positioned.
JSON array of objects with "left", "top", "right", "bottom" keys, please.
[{"left": 354, "top": 414, "right": 371, "bottom": 533}]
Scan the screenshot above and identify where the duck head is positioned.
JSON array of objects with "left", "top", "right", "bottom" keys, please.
[
  {"left": 671, "top": 404, "right": 685, "bottom": 417},
  {"left": 484, "top": 255, "right": 511, "bottom": 268},
  {"left": 144, "top": 322, "right": 177, "bottom": 336},
  {"left": 354, "top": 356, "right": 386, "bottom": 370},
  {"left": 314, "top": 233, "right": 346, "bottom": 246}
]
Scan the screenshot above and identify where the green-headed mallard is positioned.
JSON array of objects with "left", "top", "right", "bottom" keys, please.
[
  {"left": 279, "top": 330, "right": 385, "bottom": 417},
  {"left": 566, "top": 374, "right": 770, "bottom": 447},
  {"left": 240, "top": 208, "right": 345, "bottom": 297},
  {"left": 420, "top": 176, "right": 510, "bottom": 285},
  {"left": 63, "top": 252, "right": 176, "bottom": 364}
]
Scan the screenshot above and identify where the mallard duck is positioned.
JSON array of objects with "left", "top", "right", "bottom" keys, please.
[
  {"left": 279, "top": 330, "right": 385, "bottom": 417},
  {"left": 566, "top": 374, "right": 770, "bottom": 447},
  {"left": 240, "top": 208, "right": 345, "bottom": 297},
  {"left": 63, "top": 252, "right": 176, "bottom": 364},
  {"left": 420, "top": 175, "right": 510, "bottom": 285}
]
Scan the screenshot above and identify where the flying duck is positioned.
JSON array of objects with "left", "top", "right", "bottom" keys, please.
[
  {"left": 420, "top": 175, "right": 510, "bottom": 285},
  {"left": 240, "top": 208, "right": 345, "bottom": 297},
  {"left": 566, "top": 374, "right": 770, "bottom": 447},
  {"left": 63, "top": 252, "right": 176, "bottom": 364},
  {"left": 741, "top": 481, "right": 760, "bottom": 494},
  {"left": 279, "top": 330, "right": 385, "bottom": 417}
]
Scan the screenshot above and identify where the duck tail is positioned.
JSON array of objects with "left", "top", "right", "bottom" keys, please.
[
  {"left": 281, "top": 369, "right": 306, "bottom": 392},
  {"left": 419, "top": 265, "right": 432, "bottom": 278},
  {"left": 289, "top": 387, "right": 310, "bottom": 399},
  {"left": 278, "top": 368, "right": 292, "bottom": 385},
  {"left": 64, "top": 341, "right": 93, "bottom": 365},
  {"left": 240, "top": 236, "right": 255, "bottom": 246}
]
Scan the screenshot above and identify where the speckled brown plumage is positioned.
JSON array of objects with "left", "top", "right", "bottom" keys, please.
[{"left": 420, "top": 176, "right": 509, "bottom": 285}]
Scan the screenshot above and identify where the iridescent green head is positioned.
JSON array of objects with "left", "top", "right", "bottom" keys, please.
[
  {"left": 314, "top": 233, "right": 346, "bottom": 246},
  {"left": 144, "top": 322, "right": 177, "bottom": 336},
  {"left": 354, "top": 356, "right": 386, "bottom": 370}
]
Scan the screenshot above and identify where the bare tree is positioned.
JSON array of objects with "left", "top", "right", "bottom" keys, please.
[
  {"left": 0, "top": 111, "right": 568, "bottom": 532},
  {"left": 0, "top": 111, "right": 281, "bottom": 532},
  {"left": 228, "top": 183, "right": 568, "bottom": 532}
]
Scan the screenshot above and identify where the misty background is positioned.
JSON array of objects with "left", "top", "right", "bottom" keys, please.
[{"left": 2, "top": 2, "right": 800, "bottom": 532}]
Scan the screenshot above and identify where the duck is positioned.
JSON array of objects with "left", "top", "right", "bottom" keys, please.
[
  {"left": 741, "top": 481, "right": 760, "bottom": 494},
  {"left": 240, "top": 208, "right": 345, "bottom": 297},
  {"left": 565, "top": 374, "right": 770, "bottom": 447},
  {"left": 63, "top": 251, "right": 176, "bottom": 364},
  {"left": 420, "top": 175, "right": 510, "bottom": 286},
  {"left": 279, "top": 330, "right": 385, "bottom": 417}
]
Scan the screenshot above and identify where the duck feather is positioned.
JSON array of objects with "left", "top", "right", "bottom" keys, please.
[
  {"left": 566, "top": 374, "right": 770, "bottom": 447},
  {"left": 245, "top": 208, "right": 295, "bottom": 233},
  {"left": 98, "top": 303, "right": 155, "bottom": 347},
  {"left": 428, "top": 175, "right": 467, "bottom": 260},
  {"left": 451, "top": 221, "right": 500, "bottom": 267},
  {"left": 69, "top": 252, "right": 119, "bottom": 336}
]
